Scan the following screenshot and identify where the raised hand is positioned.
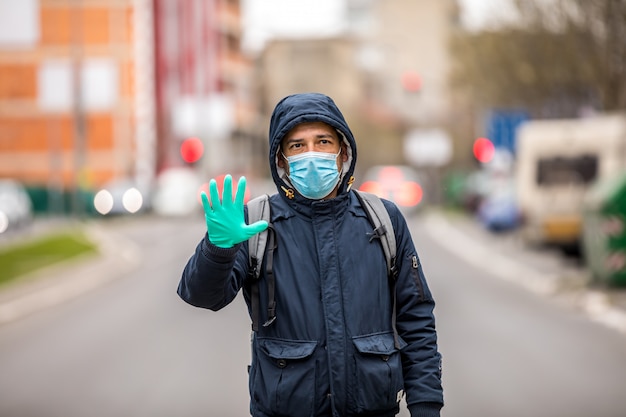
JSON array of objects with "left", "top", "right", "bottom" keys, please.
[{"left": 201, "top": 175, "right": 268, "bottom": 248}]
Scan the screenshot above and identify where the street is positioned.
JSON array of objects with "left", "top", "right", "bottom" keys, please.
[{"left": 0, "top": 212, "right": 625, "bottom": 417}]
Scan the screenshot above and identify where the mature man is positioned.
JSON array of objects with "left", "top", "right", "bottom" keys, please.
[{"left": 178, "top": 93, "right": 444, "bottom": 417}]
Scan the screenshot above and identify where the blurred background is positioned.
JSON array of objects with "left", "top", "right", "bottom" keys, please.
[
  {"left": 1, "top": 0, "right": 625, "bottom": 256},
  {"left": 1, "top": 1, "right": 626, "bottom": 416}
]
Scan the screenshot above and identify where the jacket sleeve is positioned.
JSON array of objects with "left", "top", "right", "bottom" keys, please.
[
  {"left": 177, "top": 232, "right": 248, "bottom": 311},
  {"left": 385, "top": 202, "right": 444, "bottom": 416}
]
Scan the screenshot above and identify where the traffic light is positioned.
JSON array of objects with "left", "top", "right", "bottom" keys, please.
[
  {"left": 473, "top": 137, "right": 495, "bottom": 163},
  {"left": 180, "top": 137, "right": 204, "bottom": 164}
]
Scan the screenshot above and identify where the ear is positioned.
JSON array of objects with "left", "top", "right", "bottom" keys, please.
[
  {"left": 278, "top": 153, "right": 288, "bottom": 174},
  {"left": 341, "top": 143, "right": 349, "bottom": 162}
]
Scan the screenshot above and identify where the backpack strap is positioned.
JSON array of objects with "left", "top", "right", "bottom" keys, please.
[
  {"left": 353, "top": 190, "right": 401, "bottom": 349},
  {"left": 246, "top": 194, "right": 276, "bottom": 331},
  {"left": 353, "top": 190, "right": 397, "bottom": 278},
  {"left": 247, "top": 194, "right": 270, "bottom": 280}
]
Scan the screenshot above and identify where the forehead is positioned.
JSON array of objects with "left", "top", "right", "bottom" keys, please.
[{"left": 283, "top": 122, "right": 338, "bottom": 141}]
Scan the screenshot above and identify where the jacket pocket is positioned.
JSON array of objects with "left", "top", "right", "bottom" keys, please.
[
  {"left": 252, "top": 338, "right": 318, "bottom": 417},
  {"left": 351, "top": 332, "right": 405, "bottom": 413}
]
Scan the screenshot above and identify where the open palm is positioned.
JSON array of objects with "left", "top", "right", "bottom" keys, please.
[{"left": 201, "top": 175, "right": 268, "bottom": 248}]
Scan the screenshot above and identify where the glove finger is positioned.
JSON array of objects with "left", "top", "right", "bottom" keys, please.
[
  {"left": 209, "top": 178, "right": 221, "bottom": 211},
  {"left": 222, "top": 175, "right": 233, "bottom": 207},
  {"left": 235, "top": 176, "right": 246, "bottom": 208},
  {"left": 200, "top": 191, "right": 212, "bottom": 215},
  {"left": 245, "top": 220, "right": 269, "bottom": 237}
]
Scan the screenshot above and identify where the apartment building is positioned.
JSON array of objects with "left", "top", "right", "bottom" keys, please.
[
  {"left": 346, "top": 0, "right": 460, "bottom": 126},
  {"left": 0, "top": 0, "right": 252, "bottom": 212},
  {"left": 0, "top": 0, "right": 153, "bottom": 197}
]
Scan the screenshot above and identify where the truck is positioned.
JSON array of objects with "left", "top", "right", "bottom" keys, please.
[{"left": 515, "top": 113, "right": 626, "bottom": 253}]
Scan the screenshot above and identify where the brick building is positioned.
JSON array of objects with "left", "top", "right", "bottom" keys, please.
[{"left": 0, "top": 0, "right": 252, "bottom": 213}]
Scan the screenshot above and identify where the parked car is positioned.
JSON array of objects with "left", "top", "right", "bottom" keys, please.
[
  {"left": 461, "top": 170, "right": 492, "bottom": 213},
  {"left": 358, "top": 165, "right": 426, "bottom": 213},
  {"left": 477, "top": 183, "right": 521, "bottom": 232},
  {"left": 0, "top": 179, "right": 33, "bottom": 234},
  {"left": 93, "top": 179, "right": 151, "bottom": 216}
]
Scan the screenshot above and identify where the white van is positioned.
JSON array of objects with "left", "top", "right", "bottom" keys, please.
[{"left": 515, "top": 113, "right": 626, "bottom": 251}]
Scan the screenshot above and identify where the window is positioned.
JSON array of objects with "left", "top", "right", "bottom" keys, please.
[
  {"left": 38, "top": 59, "right": 118, "bottom": 111},
  {"left": 536, "top": 154, "right": 598, "bottom": 185},
  {"left": 0, "top": 0, "right": 39, "bottom": 47}
]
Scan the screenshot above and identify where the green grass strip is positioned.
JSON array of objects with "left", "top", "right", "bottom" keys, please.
[{"left": 0, "top": 230, "right": 98, "bottom": 286}]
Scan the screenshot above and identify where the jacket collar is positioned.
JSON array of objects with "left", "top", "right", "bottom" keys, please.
[{"left": 270, "top": 190, "right": 351, "bottom": 222}]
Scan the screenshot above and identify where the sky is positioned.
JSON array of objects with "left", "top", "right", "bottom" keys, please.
[
  {"left": 241, "top": 0, "right": 510, "bottom": 53},
  {"left": 241, "top": 0, "right": 345, "bottom": 52}
]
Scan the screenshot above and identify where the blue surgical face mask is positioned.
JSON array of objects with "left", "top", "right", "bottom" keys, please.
[{"left": 284, "top": 150, "right": 342, "bottom": 200}]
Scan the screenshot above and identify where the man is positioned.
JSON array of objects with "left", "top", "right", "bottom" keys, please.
[{"left": 178, "top": 93, "right": 444, "bottom": 417}]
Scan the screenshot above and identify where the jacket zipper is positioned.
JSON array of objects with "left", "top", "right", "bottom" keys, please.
[{"left": 410, "top": 254, "right": 425, "bottom": 302}]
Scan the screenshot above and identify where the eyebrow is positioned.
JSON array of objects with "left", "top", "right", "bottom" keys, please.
[{"left": 285, "top": 133, "right": 336, "bottom": 144}]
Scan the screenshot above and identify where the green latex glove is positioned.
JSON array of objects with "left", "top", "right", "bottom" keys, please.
[{"left": 201, "top": 175, "right": 268, "bottom": 248}]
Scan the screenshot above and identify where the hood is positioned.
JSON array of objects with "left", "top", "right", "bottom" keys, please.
[{"left": 268, "top": 93, "right": 357, "bottom": 201}]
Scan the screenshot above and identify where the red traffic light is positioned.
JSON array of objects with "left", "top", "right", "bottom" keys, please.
[
  {"left": 180, "top": 137, "right": 204, "bottom": 164},
  {"left": 473, "top": 137, "right": 495, "bottom": 163}
]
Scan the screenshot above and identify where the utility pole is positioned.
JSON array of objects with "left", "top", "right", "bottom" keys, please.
[{"left": 71, "top": 0, "right": 86, "bottom": 217}]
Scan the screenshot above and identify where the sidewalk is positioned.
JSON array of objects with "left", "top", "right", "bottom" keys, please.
[
  {"left": 425, "top": 210, "right": 626, "bottom": 335},
  {"left": 0, "top": 221, "right": 140, "bottom": 325}
]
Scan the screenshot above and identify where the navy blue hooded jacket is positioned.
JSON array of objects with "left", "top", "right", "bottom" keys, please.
[{"left": 179, "top": 93, "right": 443, "bottom": 417}]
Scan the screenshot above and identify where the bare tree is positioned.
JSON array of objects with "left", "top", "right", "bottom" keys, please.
[{"left": 449, "top": 0, "right": 626, "bottom": 117}]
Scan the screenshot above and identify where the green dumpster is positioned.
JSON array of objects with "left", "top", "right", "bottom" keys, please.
[{"left": 582, "top": 172, "right": 626, "bottom": 286}]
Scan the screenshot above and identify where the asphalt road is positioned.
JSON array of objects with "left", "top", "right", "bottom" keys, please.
[{"left": 0, "top": 212, "right": 625, "bottom": 417}]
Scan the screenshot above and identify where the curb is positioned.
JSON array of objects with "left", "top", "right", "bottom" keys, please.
[{"left": 423, "top": 212, "right": 626, "bottom": 335}]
